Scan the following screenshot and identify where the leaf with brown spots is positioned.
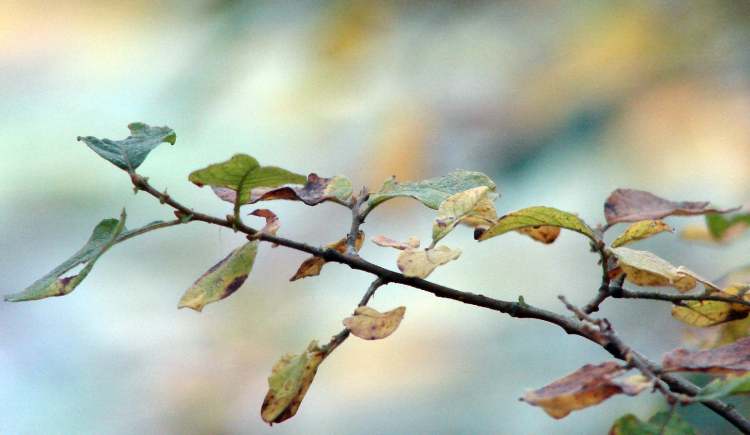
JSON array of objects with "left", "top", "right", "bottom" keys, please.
[
  {"left": 178, "top": 240, "right": 258, "bottom": 312},
  {"left": 432, "top": 186, "right": 497, "bottom": 243},
  {"left": 397, "top": 245, "right": 462, "bottom": 279},
  {"left": 343, "top": 306, "right": 406, "bottom": 340},
  {"left": 603, "top": 188, "right": 739, "bottom": 225},
  {"left": 371, "top": 235, "right": 420, "bottom": 250},
  {"left": 610, "top": 220, "right": 673, "bottom": 248},
  {"left": 521, "top": 362, "right": 651, "bottom": 419},
  {"left": 517, "top": 226, "right": 562, "bottom": 244},
  {"left": 662, "top": 336, "right": 750, "bottom": 375},
  {"left": 608, "top": 247, "right": 718, "bottom": 293},
  {"left": 289, "top": 231, "right": 364, "bottom": 281},
  {"left": 249, "top": 209, "right": 280, "bottom": 236},
  {"left": 261, "top": 341, "right": 326, "bottom": 424}
]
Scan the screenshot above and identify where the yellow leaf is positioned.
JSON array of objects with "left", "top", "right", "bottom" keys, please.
[
  {"left": 261, "top": 341, "right": 325, "bottom": 424},
  {"left": 343, "top": 306, "right": 406, "bottom": 340},
  {"left": 397, "top": 245, "right": 461, "bottom": 278},
  {"left": 290, "top": 232, "right": 364, "bottom": 281},
  {"left": 610, "top": 220, "right": 673, "bottom": 248},
  {"left": 609, "top": 247, "right": 717, "bottom": 293},
  {"left": 432, "top": 186, "right": 494, "bottom": 243},
  {"left": 672, "top": 301, "right": 744, "bottom": 327}
]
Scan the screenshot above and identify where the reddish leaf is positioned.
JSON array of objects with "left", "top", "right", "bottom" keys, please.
[
  {"left": 604, "top": 188, "right": 738, "bottom": 225},
  {"left": 662, "top": 337, "right": 750, "bottom": 375},
  {"left": 289, "top": 232, "right": 364, "bottom": 281},
  {"left": 250, "top": 209, "right": 280, "bottom": 236}
]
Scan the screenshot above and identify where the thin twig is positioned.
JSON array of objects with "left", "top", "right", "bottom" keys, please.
[{"left": 613, "top": 287, "right": 750, "bottom": 310}]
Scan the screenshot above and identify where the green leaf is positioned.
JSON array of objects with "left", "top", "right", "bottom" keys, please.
[
  {"left": 696, "top": 373, "right": 750, "bottom": 400},
  {"left": 188, "top": 154, "right": 307, "bottom": 215},
  {"left": 476, "top": 206, "right": 596, "bottom": 242},
  {"left": 432, "top": 186, "right": 494, "bottom": 243},
  {"left": 5, "top": 210, "right": 127, "bottom": 302},
  {"left": 706, "top": 212, "right": 750, "bottom": 239},
  {"left": 609, "top": 411, "right": 696, "bottom": 435},
  {"left": 77, "top": 122, "right": 176, "bottom": 172},
  {"left": 178, "top": 240, "right": 259, "bottom": 312},
  {"left": 368, "top": 170, "right": 497, "bottom": 210}
]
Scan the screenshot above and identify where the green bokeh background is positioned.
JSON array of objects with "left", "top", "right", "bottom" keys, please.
[{"left": 2, "top": 1, "right": 750, "bottom": 434}]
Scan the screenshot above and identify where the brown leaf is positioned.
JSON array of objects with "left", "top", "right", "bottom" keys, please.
[
  {"left": 343, "top": 306, "right": 406, "bottom": 340},
  {"left": 662, "top": 337, "right": 750, "bottom": 375},
  {"left": 371, "top": 235, "right": 420, "bottom": 250},
  {"left": 604, "top": 188, "right": 739, "bottom": 225},
  {"left": 521, "top": 362, "right": 651, "bottom": 419},
  {"left": 517, "top": 226, "right": 561, "bottom": 244},
  {"left": 289, "top": 231, "right": 364, "bottom": 281},
  {"left": 250, "top": 209, "right": 280, "bottom": 236}
]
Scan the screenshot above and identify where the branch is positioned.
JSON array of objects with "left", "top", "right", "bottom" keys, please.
[
  {"left": 612, "top": 287, "right": 750, "bottom": 310},
  {"left": 345, "top": 188, "right": 368, "bottom": 255},
  {"left": 131, "top": 173, "right": 750, "bottom": 433}
]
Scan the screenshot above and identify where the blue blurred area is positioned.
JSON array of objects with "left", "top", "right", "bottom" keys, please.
[{"left": 2, "top": 1, "right": 750, "bottom": 434}]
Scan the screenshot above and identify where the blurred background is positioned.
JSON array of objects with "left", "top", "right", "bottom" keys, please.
[{"left": 2, "top": 1, "right": 750, "bottom": 433}]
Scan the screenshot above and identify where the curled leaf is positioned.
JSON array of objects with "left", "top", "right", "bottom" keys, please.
[
  {"left": 250, "top": 209, "right": 280, "bottom": 236},
  {"left": 604, "top": 188, "right": 739, "bottom": 225},
  {"left": 521, "top": 362, "right": 650, "bottom": 419},
  {"left": 215, "top": 173, "right": 353, "bottom": 206},
  {"left": 290, "top": 232, "right": 364, "bottom": 281},
  {"left": 432, "top": 186, "right": 495, "bottom": 243},
  {"left": 371, "top": 235, "right": 420, "bottom": 250},
  {"left": 662, "top": 337, "right": 750, "bottom": 375},
  {"left": 368, "top": 170, "right": 497, "bottom": 210},
  {"left": 178, "top": 240, "right": 258, "bottom": 312},
  {"left": 261, "top": 341, "right": 325, "bottom": 424},
  {"left": 609, "top": 411, "right": 697, "bottom": 435},
  {"left": 610, "top": 220, "right": 673, "bottom": 248},
  {"left": 476, "top": 206, "right": 596, "bottom": 242},
  {"left": 5, "top": 210, "right": 127, "bottom": 302},
  {"left": 397, "top": 245, "right": 462, "bottom": 279},
  {"left": 608, "top": 247, "right": 717, "bottom": 293},
  {"left": 343, "top": 306, "right": 406, "bottom": 340},
  {"left": 77, "top": 122, "right": 176, "bottom": 172}
]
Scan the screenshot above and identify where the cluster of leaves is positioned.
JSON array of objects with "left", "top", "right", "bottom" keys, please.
[{"left": 8, "top": 122, "right": 750, "bottom": 432}]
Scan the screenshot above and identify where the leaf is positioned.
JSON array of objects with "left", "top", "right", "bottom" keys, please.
[
  {"left": 609, "top": 247, "right": 718, "bottom": 293},
  {"left": 290, "top": 232, "right": 364, "bottom": 281},
  {"left": 214, "top": 173, "right": 353, "bottom": 206},
  {"left": 77, "top": 122, "right": 176, "bottom": 172},
  {"left": 397, "top": 245, "right": 462, "bottom": 279},
  {"left": 261, "top": 341, "right": 325, "bottom": 424},
  {"left": 521, "top": 362, "right": 651, "bottom": 419},
  {"left": 609, "top": 411, "right": 697, "bottom": 435},
  {"left": 178, "top": 240, "right": 258, "bottom": 312},
  {"left": 432, "top": 186, "right": 494, "bottom": 243},
  {"left": 662, "top": 336, "right": 750, "bottom": 375},
  {"left": 476, "top": 206, "right": 596, "bottom": 242},
  {"left": 682, "top": 212, "right": 750, "bottom": 245},
  {"left": 250, "top": 209, "right": 280, "bottom": 236},
  {"left": 696, "top": 373, "right": 750, "bottom": 400},
  {"left": 672, "top": 300, "right": 749, "bottom": 327},
  {"left": 611, "top": 220, "right": 673, "bottom": 248},
  {"left": 343, "top": 306, "right": 406, "bottom": 340},
  {"left": 517, "top": 226, "right": 562, "bottom": 244},
  {"left": 368, "top": 170, "right": 497, "bottom": 210},
  {"left": 371, "top": 235, "right": 420, "bottom": 250},
  {"left": 189, "top": 154, "right": 307, "bottom": 210},
  {"left": 604, "top": 188, "right": 739, "bottom": 225},
  {"left": 5, "top": 210, "right": 127, "bottom": 302}
]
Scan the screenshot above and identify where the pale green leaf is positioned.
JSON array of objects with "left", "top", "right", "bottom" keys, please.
[
  {"left": 368, "top": 170, "right": 497, "bottom": 210},
  {"left": 696, "top": 373, "right": 750, "bottom": 400},
  {"left": 77, "top": 122, "right": 176, "bottom": 172},
  {"left": 5, "top": 210, "right": 127, "bottom": 302},
  {"left": 476, "top": 206, "right": 596, "bottom": 242},
  {"left": 432, "top": 186, "right": 494, "bottom": 243},
  {"left": 178, "top": 240, "right": 258, "bottom": 312}
]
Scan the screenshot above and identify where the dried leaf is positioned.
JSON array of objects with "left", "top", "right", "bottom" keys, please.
[
  {"left": 610, "top": 220, "right": 673, "bottom": 248},
  {"left": 178, "top": 241, "right": 258, "bottom": 312},
  {"left": 250, "top": 209, "right": 280, "bottom": 236},
  {"left": 5, "top": 210, "right": 127, "bottom": 302},
  {"left": 517, "top": 226, "right": 562, "bottom": 244},
  {"left": 397, "top": 246, "right": 462, "bottom": 279},
  {"left": 371, "top": 235, "right": 420, "bottom": 250},
  {"left": 460, "top": 195, "right": 499, "bottom": 228},
  {"left": 476, "top": 206, "right": 596, "bottom": 242},
  {"left": 343, "top": 306, "right": 406, "bottom": 340},
  {"left": 604, "top": 188, "right": 738, "bottom": 225},
  {"left": 609, "top": 247, "right": 718, "bottom": 293},
  {"left": 290, "top": 232, "right": 364, "bottom": 281},
  {"left": 261, "top": 341, "right": 325, "bottom": 424},
  {"left": 77, "top": 122, "right": 176, "bottom": 172},
  {"left": 521, "top": 362, "right": 650, "bottom": 419},
  {"left": 432, "top": 186, "right": 494, "bottom": 243},
  {"left": 662, "top": 337, "right": 750, "bottom": 375},
  {"left": 368, "top": 170, "right": 497, "bottom": 210},
  {"left": 609, "top": 411, "right": 697, "bottom": 435}
]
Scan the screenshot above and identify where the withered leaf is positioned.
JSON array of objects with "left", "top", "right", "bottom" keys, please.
[
  {"left": 662, "top": 337, "right": 750, "bottom": 375},
  {"left": 397, "top": 245, "right": 462, "bottom": 279},
  {"left": 604, "top": 188, "right": 738, "bottom": 225},
  {"left": 610, "top": 220, "right": 673, "bottom": 248},
  {"left": 432, "top": 186, "right": 495, "bottom": 243},
  {"left": 343, "top": 306, "right": 406, "bottom": 340},
  {"left": 371, "top": 235, "right": 420, "bottom": 250},
  {"left": 608, "top": 247, "right": 718, "bottom": 293},
  {"left": 517, "top": 226, "right": 562, "bottom": 244},
  {"left": 290, "top": 232, "right": 364, "bottom": 281},
  {"left": 249, "top": 209, "right": 280, "bottom": 236},
  {"left": 261, "top": 341, "right": 325, "bottom": 424},
  {"left": 522, "top": 362, "right": 651, "bottom": 419}
]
